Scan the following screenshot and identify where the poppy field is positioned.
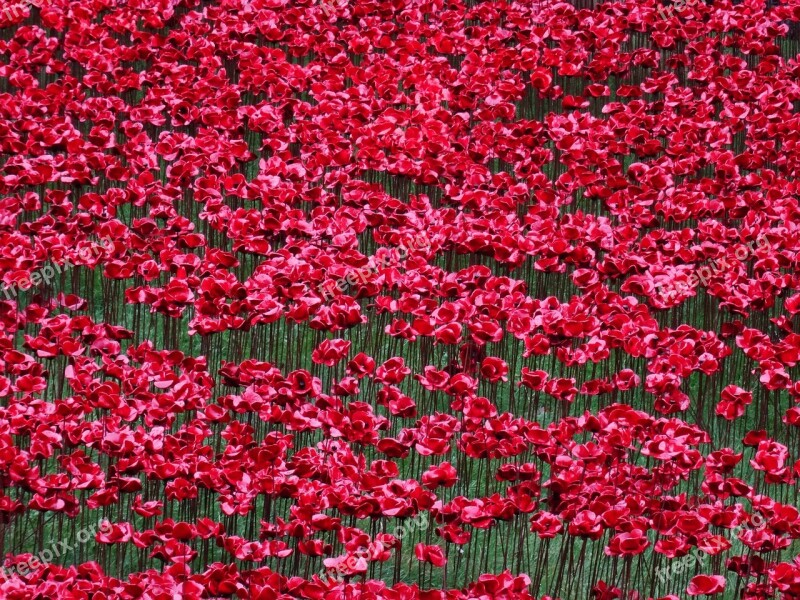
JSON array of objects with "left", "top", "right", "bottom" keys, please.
[{"left": 2, "top": 0, "right": 800, "bottom": 598}]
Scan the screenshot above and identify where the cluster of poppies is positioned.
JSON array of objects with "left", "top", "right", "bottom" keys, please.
[{"left": 2, "top": 0, "right": 800, "bottom": 598}]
